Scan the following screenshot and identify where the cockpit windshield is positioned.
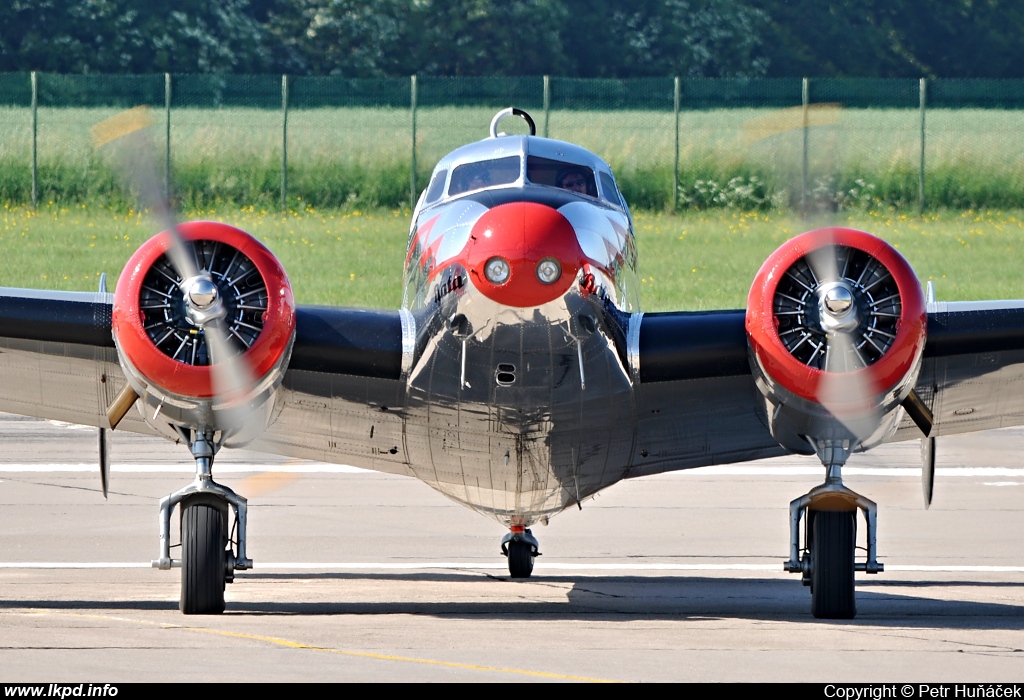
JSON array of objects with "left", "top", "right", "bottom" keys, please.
[
  {"left": 448, "top": 156, "right": 520, "bottom": 196},
  {"left": 526, "top": 156, "right": 597, "bottom": 198},
  {"left": 428, "top": 140, "right": 627, "bottom": 213}
]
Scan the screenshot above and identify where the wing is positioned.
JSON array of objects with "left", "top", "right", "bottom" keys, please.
[
  {"left": 629, "top": 310, "right": 782, "bottom": 479},
  {"left": 891, "top": 299, "right": 1024, "bottom": 440},
  {"left": 5, "top": 285, "right": 1024, "bottom": 481},
  {"left": 630, "top": 301, "right": 1024, "bottom": 479},
  {"left": 0, "top": 287, "right": 414, "bottom": 476},
  {"left": 247, "top": 304, "right": 414, "bottom": 477}
]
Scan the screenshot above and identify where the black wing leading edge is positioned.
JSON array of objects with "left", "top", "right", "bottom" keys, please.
[{"left": 631, "top": 301, "right": 1024, "bottom": 479}]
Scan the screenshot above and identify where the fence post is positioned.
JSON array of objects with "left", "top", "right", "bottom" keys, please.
[
  {"left": 281, "top": 74, "right": 289, "bottom": 210},
  {"left": 673, "top": 76, "right": 680, "bottom": 212},
  {"left": 410, "top": 75, "right": 418, "bottom": 209},
  {"left": 919, "top": 77, "right": 927, "bottom": 216},
  {"left": 165, "top": 73, "right": 172, "bottom": 201},
  {"left": 30, "top": 71, "right": 37, "bottom": 209},
  {"left": 801, "top": 77, "right": 809, "bottom": 215},
  {"left": 543, "top": 75, "right": 550, "bottom": 138}
]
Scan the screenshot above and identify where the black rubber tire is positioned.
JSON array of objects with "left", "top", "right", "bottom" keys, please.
[
  {"left": 507, "top": 540, "right": 534, "bottom": 578},
  {"left": 810, "top": 509, "right": 857, "bottom": 619},
  {"left": 180, "top": 499, "right": 227, "bottom": 615}
]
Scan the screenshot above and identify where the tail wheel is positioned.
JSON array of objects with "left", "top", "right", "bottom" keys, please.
[
  {"left": 810, "top": 509, "right": 856, "bottom": 619},
  {"left": 180, "top": 497, "right": 228, "bottom": 615},
  {"left": 507, "top": 540, "right": 534, "bottom": 579}
]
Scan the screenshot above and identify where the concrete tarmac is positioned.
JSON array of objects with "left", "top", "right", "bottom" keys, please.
[{"left": 1, "top": 414, "right": 1023, "bottom": 682}]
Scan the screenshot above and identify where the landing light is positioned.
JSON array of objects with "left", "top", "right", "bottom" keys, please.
[
  {"left": 536, "top": 258, "right": 562, "bottom": 285},
  {"left": 485, "top": 257, "right": 511, "bottom": 284}
]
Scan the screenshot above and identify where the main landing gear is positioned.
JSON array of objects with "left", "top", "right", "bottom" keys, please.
[
  {"left": 501, "top": 526, "right": 540, "bottom": 578},
  {"left": 152, "top": 431, "right": 253, "bottom": 614},
  {"left": 784, "top": 439, "right": 882, "bottom": 619}
]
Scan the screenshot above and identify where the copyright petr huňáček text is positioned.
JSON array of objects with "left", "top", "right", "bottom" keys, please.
[{"left": 825, "top": 686, "right": 1022, "bottom": 699}]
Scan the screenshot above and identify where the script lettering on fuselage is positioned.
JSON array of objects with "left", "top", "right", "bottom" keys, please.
[{"left": 434, "top": 273, "right": 465, "bottom": 304}]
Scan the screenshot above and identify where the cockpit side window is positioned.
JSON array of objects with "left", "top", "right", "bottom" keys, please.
[
  {"left": 599, "top": 171, "right": 624, "bottom": 209},
  {"left": 526, "top": 156, "right": 597, "bottom": 197},
  {"left": 448, "top": 156, "right": 521, "bottom": 196},
  {"left": 424, "top": 169, "right": 448, "bottom": 204}
]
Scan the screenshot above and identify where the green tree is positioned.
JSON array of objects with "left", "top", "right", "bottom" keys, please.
[
  {"left": 254, "top": 0, "right": 569, "bottom": 77},
  {"left": 749, "top": 0, "right": 1024, "bottom": 77},
  {"left": 560, "top": 0, "right": 768, "bottom": 77},
  {"left": 0, "top": 0, "right": 269, "bottom": 73}
]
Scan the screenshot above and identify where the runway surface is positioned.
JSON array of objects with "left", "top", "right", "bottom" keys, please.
[{"left": 1, "top": 413, "right": 1023, "bottom": 682}]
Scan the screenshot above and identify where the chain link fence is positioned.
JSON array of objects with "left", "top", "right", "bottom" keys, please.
[{"left": 1, "top": 73, "right": 1022, "bottom": 212}]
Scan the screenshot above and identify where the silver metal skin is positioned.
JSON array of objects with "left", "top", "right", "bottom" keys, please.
[
  {"left": 399, "top": 308, "right": 417, "bottom": 376},
  {"left": 626, "top": 311, "right": 643, "bottom": 381},
  {"left": 400, "top": 130, "right": 640, "bottom": 527},
  {"left": 152, "top": 431, "right": 253, "bottom": 573},
  {"left": 116, "top": 342, "right": 287, "bottom": 447}
]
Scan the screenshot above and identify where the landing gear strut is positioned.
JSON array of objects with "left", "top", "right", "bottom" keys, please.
[
  {"left": 784, "top": 439, "right": 882, "bottom": 619},
  {"left": 501, "top": 526, "right": 540, "bottom": 578},
  {"left": 152, "top": 431, "right": 253, "bottom": 614}
]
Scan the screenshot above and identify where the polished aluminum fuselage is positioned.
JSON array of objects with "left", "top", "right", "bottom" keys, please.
[{"left": 399, "top": 137, "right": 641, "bottom": 526}]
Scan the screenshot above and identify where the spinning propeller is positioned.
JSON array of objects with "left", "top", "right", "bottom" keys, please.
[
  {"left": 91, "top": 108, "right": 261, "bottom": 496},
  {"left": 801, "top": 237, "right": 889, "bottom": 445},
  {"left": 775, "top": 231, "right": 935, "bottom": 506}
]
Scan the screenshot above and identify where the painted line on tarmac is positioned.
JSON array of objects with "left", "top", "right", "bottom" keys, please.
[
  {"left": 8, "top": 609, "right": 622, "bottom": 683},
  {"left": 0, "top": 463, "right": 370, "bottom": 473},
  {"left": 2, "top": 463, "right": 1024, "bottom": 477},
  {"left": 2, "top": 562, "right": 1023, "bottom": 573}
]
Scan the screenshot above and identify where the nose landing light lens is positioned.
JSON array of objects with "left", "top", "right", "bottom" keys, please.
[
  {"left": 484, "top": 257, "right": 511, "bottom": 284},
  {"left": 536, "top": 258, "right": 562, "bottom": 284}
]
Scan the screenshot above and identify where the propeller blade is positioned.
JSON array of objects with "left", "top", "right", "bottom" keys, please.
[
  {"left": 93, "top": 108, "right": 258, "bottom": 435},
  {"left": 91, "top": 108, "right": 200, "bottom": 281},
  {"left": 921, "top": 435, "right": 936, "bottom": 509},
  {"left": 806, "top": 237, "right": 882, "bottom": 443},
  {"left": 204, "top": 318, "right": 257, "bottom": 433},
  {"left": 99, "top": 426, "right": 110, "bottom": 499},
  {"left": 900, "top": 389, "right": 936, "bottom": 508},
  {"left": 805, "top": 239, "right": 841, "bottom": 286},
  {"left": 816, "top": 329, "right": 882, "bottom": 443},
  {"left": 922, "top": 281, "right": 937, "bottom": 508}
]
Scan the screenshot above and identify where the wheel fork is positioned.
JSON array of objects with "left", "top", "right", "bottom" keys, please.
[
  {"left": 151, "top": 431, "right": 253, "bottom": 573},
  {"left": 500, "top": 526, "right": 540, "bottom": 556},
  {"left": 783, "top": 439, "right": 883, "bottom": 577}
]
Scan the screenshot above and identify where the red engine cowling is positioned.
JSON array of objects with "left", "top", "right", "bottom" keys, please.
[
  {"left": 112, "top": 221, "right": 296, "bottom": 442},
  {"left": 746, "top": 228, "right": 927, "bottom": 453}
]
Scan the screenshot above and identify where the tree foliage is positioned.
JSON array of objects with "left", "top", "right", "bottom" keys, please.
[
  {"left": 749, "top": 0, "right": 1024, "bottom": 77},
  {"left": 0, "top": 0, "right": 268, "bottom": 73},
  {"left": 2, "top": 0, "right": 1023, "bottom": 77}
]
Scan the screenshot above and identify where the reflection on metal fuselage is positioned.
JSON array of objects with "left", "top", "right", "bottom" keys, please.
[{"left": 402, "top": 186, "right": 640, "bottom": 527}]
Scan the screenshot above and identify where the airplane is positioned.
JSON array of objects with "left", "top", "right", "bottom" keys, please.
[{"left": 2, "top": 106, "right": 1023, "bottom": 619}]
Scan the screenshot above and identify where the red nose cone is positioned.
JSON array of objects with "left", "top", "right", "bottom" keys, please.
[{"left": 463, "top": 202, "right": 583, "bottom": 308}]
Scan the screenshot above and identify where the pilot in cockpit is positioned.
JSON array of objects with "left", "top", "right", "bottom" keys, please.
[
  {"left": 557, "top": 167, "right": 590, "bottom": 195},
  {"left": 449, "top": 156, "right": 520, "bottom": 196}
]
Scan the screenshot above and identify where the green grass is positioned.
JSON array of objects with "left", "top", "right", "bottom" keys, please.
[
  {"left": 2, "top": 204, "right": 1021, "bottom": 311},
  {"left": 2, "top": 106, "right": 1024, "bottom": 211}
]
